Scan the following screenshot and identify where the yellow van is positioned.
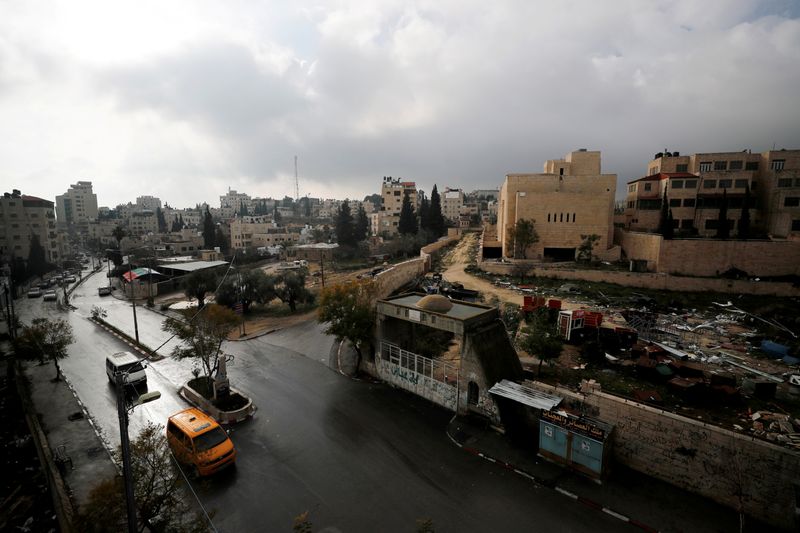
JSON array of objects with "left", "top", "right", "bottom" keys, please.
[{"left": 166, "top": 408, "right": 236, "bottom": 476}]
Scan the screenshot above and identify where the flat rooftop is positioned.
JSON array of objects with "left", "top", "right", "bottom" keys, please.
[{"left": 382, "top": 293, "right": 494, "bottom": 321}]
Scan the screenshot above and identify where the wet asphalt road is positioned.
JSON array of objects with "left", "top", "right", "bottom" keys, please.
[{"left": 16, "top": 266, "right": 627, "bottom": 533}]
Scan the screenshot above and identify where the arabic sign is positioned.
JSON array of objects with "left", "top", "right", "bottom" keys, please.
[{"left": 541, "top": 410, "right": 606, "bottom": 441}]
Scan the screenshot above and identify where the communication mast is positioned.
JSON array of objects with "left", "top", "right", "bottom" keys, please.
[{"left": 294, "top": 155, "right": 299, "bottom": 202}]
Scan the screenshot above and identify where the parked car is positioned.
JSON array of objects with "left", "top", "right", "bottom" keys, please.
[
  {"left": 98, "top": 286, "right": 112, "bottom": 296},
  {"left": 43, "top": 290, "right": 57, "bottom": 301},
  {"left": 27, "top": 288, "right": 42, "bottom": 298},
  {"left": 64, "top": 275, "right": 77, "bottom": 283}
]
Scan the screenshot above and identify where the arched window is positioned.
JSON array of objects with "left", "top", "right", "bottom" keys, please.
[
  {"left": 560, "top": 213, "right": 563, "bottom": 222},
  {"left": 467, "top": 381, "right": 479, "bottom": 405}
]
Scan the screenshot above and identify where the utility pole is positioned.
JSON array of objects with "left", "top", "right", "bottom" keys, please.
[
  {"left": 319, "top": 255, "right": 325, "bottom": 289},
  {"left": 128, "top": 261, "right": 139, "bottom": 344},
  {"left": 115, "top": 372, "right": 137, "bottom": 533}
]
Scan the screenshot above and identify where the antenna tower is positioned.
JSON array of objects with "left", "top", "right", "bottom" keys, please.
[{"left": 294, "top": 155, "right": 299, "bottom": 202}]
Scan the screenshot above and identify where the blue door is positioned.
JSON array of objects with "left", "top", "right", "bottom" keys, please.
[
  {"left": 539, "top": 421, "right": 569, "bottom": 459},
  {"left": 570, "top": 436, "right": 603, "bottom": 475}
]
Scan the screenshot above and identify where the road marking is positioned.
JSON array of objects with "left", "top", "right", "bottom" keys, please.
[{"left": 555, "top": 487, "right": 578, "bottom": 500}]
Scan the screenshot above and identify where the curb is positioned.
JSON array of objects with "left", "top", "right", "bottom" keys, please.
[
  {"left": 90, "top": 317, "right": 164, "bottom": 361},
  {"left": 445, "top": 424, "right": 660, "bottom": 532}
]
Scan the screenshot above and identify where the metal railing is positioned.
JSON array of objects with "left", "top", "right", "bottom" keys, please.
[{"left": 380, "top": 342, "right": 458, "bottom": 385}]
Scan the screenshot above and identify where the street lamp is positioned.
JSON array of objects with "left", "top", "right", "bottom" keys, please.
[{"left": 115, "top": 373, "right": 160, "bottom": 533}]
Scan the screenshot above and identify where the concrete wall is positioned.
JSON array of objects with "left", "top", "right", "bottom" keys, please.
[
  {"left": 618, "top": 229, "right": 800, "bottom": 277},
  {"left": 478, "top": 260, "right": 800, "bottom": 297},
  {"left": 528, "top": 382, "right": 800, "bottom": 531}
]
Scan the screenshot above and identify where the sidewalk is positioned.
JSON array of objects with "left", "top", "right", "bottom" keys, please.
[
  {"left": 446, "top": 415, "right": 778, "bottom": 533},
  {"left": 16, "top": 361, "right": 118, "bottom": 527}
]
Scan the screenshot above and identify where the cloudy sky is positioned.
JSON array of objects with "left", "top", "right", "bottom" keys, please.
[{"left": 2, "top": 0, "right": 799, "bottom": 209}]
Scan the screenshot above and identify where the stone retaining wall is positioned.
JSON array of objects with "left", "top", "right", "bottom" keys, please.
[{"left": 528, "top": 381, "right": 800, "bottom": 531}]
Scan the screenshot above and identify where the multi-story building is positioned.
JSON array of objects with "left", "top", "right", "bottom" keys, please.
[
  {"left": 220, "top": 189, "right": 252, "bottom": 219},
  {"left": 229, "top": 215, "right": 301, "bottom": 250},
  {"left": 623, "top": 149, "right": 800, "bottom": 238},
  {"left": 136, "top": 196, "right": 162, "bottom": 211},
  {"left": 0, "top": 189, "right": 60, "bottom": 264},
  {"left": 442, "top": 188, "right": 464, "bottom": 222},
  {"left": 128, "top": 211, "right": 158, "bottom": 236},
  {"left": 55, "top": 181, "right": 98, "bottom": 229},
  {"left": 495, "top": 150, "right": 617, "bottom": 261},
  {"left": 372, "top": 177, "right": 418, "bottom": 237}
]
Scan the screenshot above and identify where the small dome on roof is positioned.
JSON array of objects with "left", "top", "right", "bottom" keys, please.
[{"left": 416, "top": 294, "right": 453, "bottom": 313}]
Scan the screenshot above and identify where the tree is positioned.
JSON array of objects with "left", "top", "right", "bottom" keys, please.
[
  {"left": 27, "top": 234, "right": 49, "bottom": 277},
  {"left": 577, "top": 234, "right": 601, "bottom": 263},
  {"left": 738, "top": 184, "right": 751, "bottom": 240},
  {"left": 163, "top": 304, "right": 239, "bottom": 380},
  {"left": 398, "top": 191, "right": 418, "bottom": 235},
  {"left": 717, "top": 188, "right": 730, "bottom": 239},
  {"left": 665, "top": 209, "right": 675, "bottom": 239},
  {"left": 657, "top": 189, "right": 670, "bottom": 237},
  {"left": 183, "top": 268, "right": 218, "bottom": 309},
  {"left": 215, "top": 227, "right": 229, "bottom": 255},
  {"left": 273, "top": 271, "right": 314, "bottom": 313},
  {"left": 318, "top": 280, "right": 377, "bottom": 374},
  {"left": 156, "top": 207, "right": 168, "bottom": 233},
  {"left": 112, "top": 224, "right": 127, "bottom": 250},
  {"left": 518, "top": 310, "right": 562, "bottom": 376},
  {"left": 14, "top": 317, "right": 75, "bottom": 380},
  {"left": 202, "top": 206, "right": 216, "bottom": 248},
  {"left": 335, "top": 200, "right": 356, "bottom": 247},
  {"left": 239, "top": 200, "right": 249, "bottom": 217},
  {"left": 363, "top": 193, "right": 382, "bottom": 212},
  {"left": 355, "top": 205, "right": 370, "bottom": 241},
  {"left": 215, "top": 268, "right": 273, "bottom": 313},
  {"left": 429, "top": 185, "right": 446, "bottom": 237},
  {"left": 77, "top": 422, "right": 207, "bottom": 533},
  {"left": 506, "top": 219, "right": 539, "bottom": 259},
  {"left": 419, "top": 195, "right": 431, "bottom": 232},
  {"left": 273, "top": 205, "right": 282, "bottom": 224}
]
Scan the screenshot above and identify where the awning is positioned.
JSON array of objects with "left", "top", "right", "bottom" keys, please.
[
  {"left": 489, "top": 379, "right": 562, "bottom": 410},
  {"left": 123, "top": 267, "right": 162, "bottom": 282}
]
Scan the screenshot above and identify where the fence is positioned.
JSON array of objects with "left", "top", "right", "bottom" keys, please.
[{"left": 377, "top": 342, "right": 459, "bottom": 411}]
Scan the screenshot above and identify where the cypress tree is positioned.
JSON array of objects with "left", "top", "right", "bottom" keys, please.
[
  {"left": 429, "top": 185, "right": 445, "bottom": 237},
  {"left": 202, "top": 206, "right": 216, "bottom": 248},
  {"left": 419, "top": 195, "right": 430, "bottom": 232},
  {"left": 716, "top": 189, "right": 729, "bottom": 239},
  {"left": 356, "top": 205, "right": 369, "bottom": 241},
  {"left": 335, "top": 200, "right": 356, "bottom": 247},
  {"left": 738, "top": 184, "right": 751, "bottom": 239},
  {"left": 398, "top": 191, "right": 418, "bottom": 235}
]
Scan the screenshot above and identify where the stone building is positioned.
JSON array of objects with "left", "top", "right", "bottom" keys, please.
[
  {"left": 55, "top": 181, "right": 98, "bottom": 229},
  {"left": 0, "top": 189, "right": 60, "bottom": 264},
  {"left": 371, "top": 177, "right": 418, "bottom": 237},
  {"left": 623, "top": 148, "right": 800, "bottom": 238},
  {"left": 495, "top": 150, "right": 618, "bottom": 261}
]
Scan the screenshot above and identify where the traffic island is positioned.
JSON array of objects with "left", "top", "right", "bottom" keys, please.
[{"left": 179, "top": 377, "right": 256, "bottom": 424}]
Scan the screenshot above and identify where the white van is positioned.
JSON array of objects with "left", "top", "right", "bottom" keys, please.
[{"left": 106, "top": 351, "right": 147, "bottom": 386}]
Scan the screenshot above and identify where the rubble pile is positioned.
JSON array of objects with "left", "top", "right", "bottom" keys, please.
[{"left": 749, "top": 411, "right": 800, "bottom": 449}]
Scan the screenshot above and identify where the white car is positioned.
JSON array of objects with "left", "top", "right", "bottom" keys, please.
[
  {"left": 27, "top": 288, "right": 42, "bottom": 298},
  {"left": 43, "top": 290, "right": 57, "bottom": 301}
]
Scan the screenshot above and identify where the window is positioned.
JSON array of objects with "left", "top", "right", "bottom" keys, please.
[
  {"left": 718, "top": 179, "right": 732, "bottom": 189},
  {"left": 778, "top": 178, "right": 793, "bottom": 188},
  {"left": 745, "top": 161, "right": 759, "bottom": 171},
  {"left": 785, "top": 197, "right": 800, "bottom": 207},
  {"left": 627, "top": 201, "right": 634, "bottom": 208},
  {"left": 705, "top": 219, "right": 718, "bottom": 230},
  {"left": 676, "top": 164, "right": 688, "bottom": 172},
  {"left": 671, "top": 180, "right": 684, "bottom": 189},
  {"left": 735, "top": 179, "right": 748, "bottom": 188},
  {"left": 793, "top": 220, "right": 800, "bottom": 231},
  {"left": 547, "top": 214, "right": 550, "bottom": 222},
  {"left": 394, "top": 191, "right": 401, "bottom": 196},
  {"left": 699, "top": 162, "right": 712, "bottom": 172},
  {"left": 714, "top": 161, "right": 727, "bottom": 171},
  {"left": 771, "top": 159, "right": 785, "bottom": 171},
  {"left": 572, "top": 213, "right": 576, "bottom": 222},
  {"left": 669, "top": 199, "right": 681, "bottom": 207},
  {"left": 685, "top": 180, "right": 697, "bottom": 188},
  {"left": 703, "top": 180, "right": 717, "bottom": 189},
  {"left": 683, "top": 198, "right": 696, "bottom": 207},
  {"left": 729, "top": 160, "right": 743, "bottom": 170},
  {"left": 681, "top": 219, "right": 693, "bottom": 229},
  {"left": 644, "top": 183, "right": 652, "bottom": 191}
]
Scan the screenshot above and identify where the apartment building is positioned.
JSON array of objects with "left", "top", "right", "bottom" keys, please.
[
  {"left": 624, "top": 149, "right": 800, "bottom": 238},
  {"left": 442, "top": 188, "right": 464, "bottom": 222},
  {"left": 55, "top": 181, "right": 98, "bottom": 229},
  {"left": 136, "top": 195, "right": 162, "bottom": 211},
  {"left": 0, "top": 190, "right": 60, "bottom": 264},
  {"left": 220, "top": 189, "right": 253, "bottom": 219},
  {"left": 495, "top": 150, "right": 617, "bottom": 261},
  {"left": 371, "top": 177, "right": 418, "bottom": 237}
]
